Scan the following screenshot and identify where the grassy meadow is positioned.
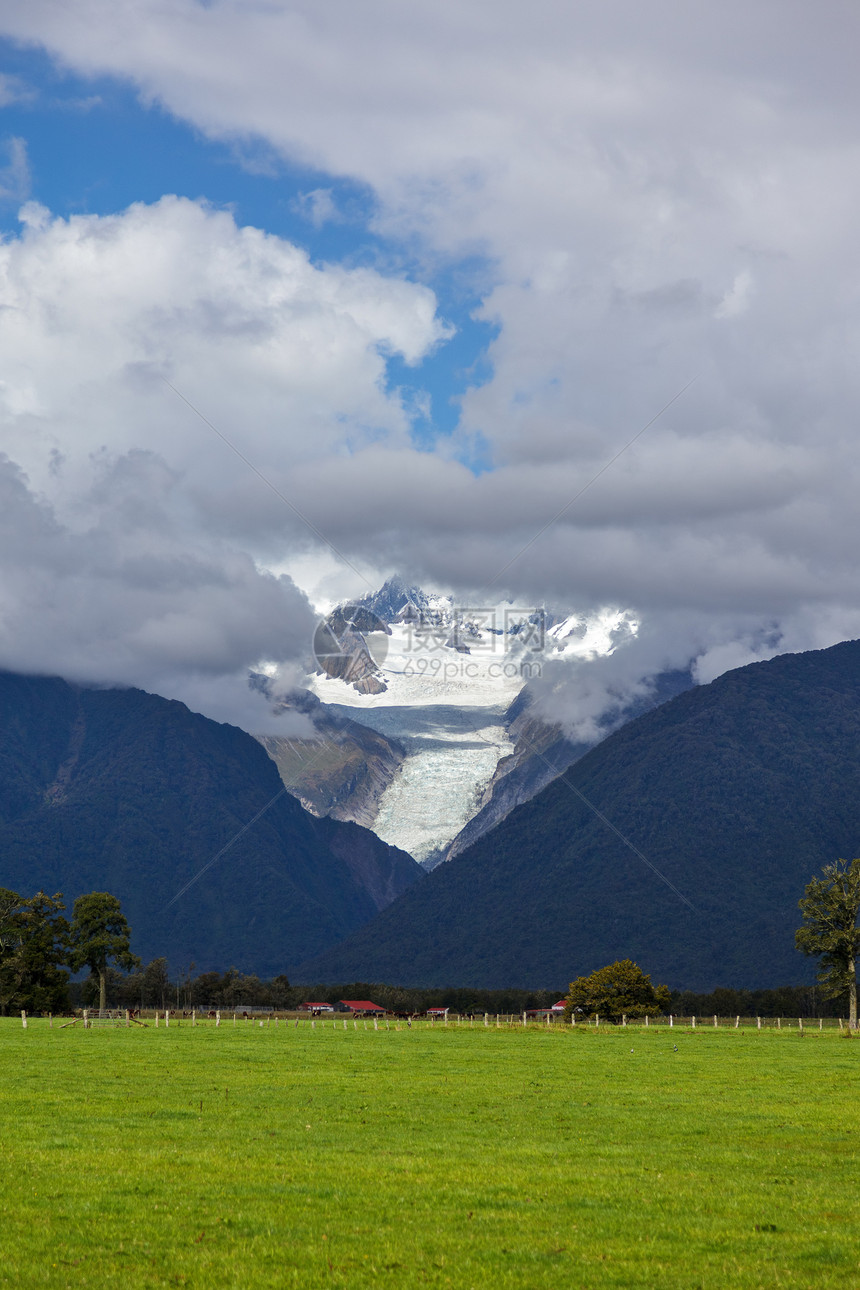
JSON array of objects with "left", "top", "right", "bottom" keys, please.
[{"left": 0, "top": 1017, "right": 858, "bottom": 1288}]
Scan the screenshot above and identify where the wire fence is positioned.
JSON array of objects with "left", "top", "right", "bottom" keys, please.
[{"left": 11, "top": 1009, "right": 857, "bottom": 1031}]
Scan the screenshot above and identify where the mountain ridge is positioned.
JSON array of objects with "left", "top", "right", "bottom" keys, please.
[
  {"left": 295, "top": 640, "right": 860, "bottom": 990},
  {"left": 0, "top": 671, "right": 422, "bottom": 975}
]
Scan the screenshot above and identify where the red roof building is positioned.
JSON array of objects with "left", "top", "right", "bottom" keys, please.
[
  {"left": 300, "top": 1002, "right": 334, "bottom": 1013},
  {"left": 336, "top": 1000, "right": 385, "bottom": 1014}
]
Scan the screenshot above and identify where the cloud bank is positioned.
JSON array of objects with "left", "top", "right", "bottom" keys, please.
[{"left": 1, "top": 2, "right": 860, "bottom": 730}]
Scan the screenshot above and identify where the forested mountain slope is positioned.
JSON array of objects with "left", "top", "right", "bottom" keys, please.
[
  {"left": 0, "top": 673, "right": 421, "bottom": 975},
  {"left": 297, "top": 641, "right": 860, "bottom": 990}
]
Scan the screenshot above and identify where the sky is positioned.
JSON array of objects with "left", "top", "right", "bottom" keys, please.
[{"left": 0, "top": 1, "right": 859, "bottom": 731}]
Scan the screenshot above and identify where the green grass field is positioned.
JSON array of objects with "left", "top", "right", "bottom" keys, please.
[{"left": 1, "top": 1018, "right": 858, "bottom": 1288}]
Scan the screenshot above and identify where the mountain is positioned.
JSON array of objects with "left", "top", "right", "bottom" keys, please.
[
  {"left": 297, "top": 578, "right": 654, "bottom": 864},
  {"left": 255, "top": 688, "right": 406, "bottom": 828},
  {"left": 439, "top": 668, "right": 694, "bottom": 865},
  {"left": 0, "top": 672, "right": 421, "bottom": 975},
  {"left": 295, "top": 640, "right": 860, "bottom": 991}
]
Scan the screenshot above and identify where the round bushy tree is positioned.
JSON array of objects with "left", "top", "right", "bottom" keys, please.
[{"left": 565, "top": 959, "right": 670, "bottom": 1023}]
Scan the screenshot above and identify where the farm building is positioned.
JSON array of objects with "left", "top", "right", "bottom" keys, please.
[
  {"left": 335, "top": 1000, "right": 386, "bottom": 1015},
  {"left": 299, "top": 1002, "right": 335, "bottom": 1014},
  {"left": 427, "top": 1007, "right": 449, "bottom": 1017},
  {"left": 525, "top": 1001, "right": 568, "bottom": 1017}
]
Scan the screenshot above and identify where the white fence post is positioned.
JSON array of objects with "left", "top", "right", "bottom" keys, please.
[{"left": 21, "top": 1010, "right": 26, "bottom": 1029}]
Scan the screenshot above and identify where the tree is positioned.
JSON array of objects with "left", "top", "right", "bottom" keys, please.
[
  {"left": 0, "top": 889, "right": 70, "bottom": 1015},
  {"left": 565, "top": 959, "right": 671, "bottom": 1023},
  {"left": 69, "top": 892, "right": 140, "bottom": 1013},
  {"left": 796, "top": 858, "right": 860, "bottom": 1029}
]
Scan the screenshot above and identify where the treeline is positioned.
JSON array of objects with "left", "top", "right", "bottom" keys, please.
[
  {"left": 70, "top": 964, "right": 849, "bottom": 1019},
  {"left": 80, "top": 965, "right": 566, "bottom": 1016},
  {"left": 668, "top": 983, "right": 847, "bottom": 1019}
]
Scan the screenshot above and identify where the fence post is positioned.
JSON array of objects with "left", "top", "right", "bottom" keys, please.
[
  {"left": 669, "top": 1015, "right": 673, "bottom": 1027},
  {"left": 485, "top": 1013, "right": 489, "bottom": 1027},
  {"left": 735, "top": 1015, "right": 740, "bottom": 1028},
  {"left": 798, "top": 1017, "right": 803, "bottom": 1033},
  {"left": 596, "top": 1014, "right": 600, "bottom": 1028},
  {"left": 645, "top": 1015, "right": 649, "bottom": 1027},
  {"left": 571, "top": 1013, "right": 576, "bottom": 1025},
  {"left": 622, "top": 1015, "right": 627, "bottom": 1027},
  {"left": 522, "top": 1012, "right": 527, "bottom": 1027},
  {"left": 691, "top": 1016, "right": 696, "bottom": 1028},
  {"left": 757, "top": 1016, "right": 761, "bottom": 1030},
  {"left": 155, "top": 1010, "right": 159, "bottom": 1027},
  {"left": 165, "top": 1010, "right": 170, "bottom": 1028},
  {"left": 819, "top": 1017, "right": 823, "bottom": 1030},
  {"left": 125, "top": 1010, "right": 130, "bottom": 1027},
  {"left": 216, "top": 1011, "right": 221, "bottom": 1027},
  {"left": 21, "top": 1010, "right": 26, "bottom": 1029},
  {"left": 777, "top": 1017, "right": 781, "bottom": 1030},
  {"left": 83, "top": 1009, "right": 89, "bottom": 1029},
  {"left": 713, "top": 1015, "right": 718, "bottom": 1027}
]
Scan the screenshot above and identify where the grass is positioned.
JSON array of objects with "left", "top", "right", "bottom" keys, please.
[{"left": 0, "top": 1018, "right": 859, "bottom": 1287}]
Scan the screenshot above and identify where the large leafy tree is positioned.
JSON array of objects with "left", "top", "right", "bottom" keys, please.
[
  {"left": 69, "top": 892, "right": 140, "bottom": 1013},
  {"left": 796, "top": 858, "right": 860, "bottom": 1029},
  {"left": 0, "top": 888, "right": 70, "bottom": 1015},
  {"left": 565, "top": 959, "right": 670, "bottom": 1023}
]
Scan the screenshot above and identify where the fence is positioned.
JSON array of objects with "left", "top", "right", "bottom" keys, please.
[{"left": 13, "top": 1009, "right": 857, "bottom": 1031}]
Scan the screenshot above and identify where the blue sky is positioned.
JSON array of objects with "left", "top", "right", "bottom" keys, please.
[{"left": 0, "top": 36, "right": 496, "bottom": 450}]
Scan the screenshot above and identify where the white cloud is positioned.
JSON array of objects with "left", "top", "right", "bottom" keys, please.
[
  {"left": 0, "top": 196, "right": 447, "bottom": 724},
  {"left": 293, "top": 187, "right": 341, "bottom": 229},
  {"left": 2, "top": 4, "right": 860, "bottom": 729},
  {"left": 0, "top": 135, "right": 30, "bottom": 204}
]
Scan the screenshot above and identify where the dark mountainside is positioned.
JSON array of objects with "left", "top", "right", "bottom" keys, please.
[
  {"left": 440, "top": 667, "right": 693, "bottom": 865},
  {"left": 255, "top": 687, "right": 405, "bottom": 828},
  {"left": 0, "top": 673, "right": 421, "bottom": 975},
  {"left": 297, "top": 640, "right": 860, "bottom": 991}
]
